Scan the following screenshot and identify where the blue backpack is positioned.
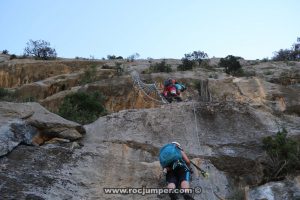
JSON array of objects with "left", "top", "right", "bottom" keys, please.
[
  {"left": 181, "top": 84, "right": 186, "bottom": 91},
  {"left": 159, "top": 143, "right": 182, "bottom": 168},
  {"left": 175, "top": 83, "right": 186, "bottom": 92}
]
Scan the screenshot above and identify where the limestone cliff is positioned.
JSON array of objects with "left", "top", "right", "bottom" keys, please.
[
  {"left": 0, "top": 58, "right": 299, "bottom": 200},
  {"left": 0, "top": 60, "right": 105, "bottom": 88}
]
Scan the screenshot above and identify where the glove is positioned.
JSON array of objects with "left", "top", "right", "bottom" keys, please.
[
  {"left": 201, "top": 171, "right": 209, "bottom": 178},
  {"left": 163, "top": 168, "right": 168, "bottom": 175}
]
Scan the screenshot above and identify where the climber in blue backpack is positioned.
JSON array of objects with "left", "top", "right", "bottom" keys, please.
[
  {"left": 162, "top": 78, "right": 187, "bottom": 103},
  {"left": 159, "top": 142, "right": 194, "bottom": 200}
]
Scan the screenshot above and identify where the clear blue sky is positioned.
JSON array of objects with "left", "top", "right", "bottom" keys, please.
[{"left": 0, "top": 0, "right": 299, "bottom": 60}]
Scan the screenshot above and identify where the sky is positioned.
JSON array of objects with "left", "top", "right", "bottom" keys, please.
[{"left": 0, "top": 0, "right": 299, "bottom": 60}]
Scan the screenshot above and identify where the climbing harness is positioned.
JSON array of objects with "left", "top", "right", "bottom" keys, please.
[{"left": 130, "top": 70, "right": 168, "bottom": 104}]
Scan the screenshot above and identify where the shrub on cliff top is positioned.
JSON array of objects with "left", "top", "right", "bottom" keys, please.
[
  {"left": 2, "top": 49, "right": 9, "bottom": 54},
  {"left": 58, "top": 92, "right": 107, "bottom": 124},
  {"left": 24, "top": 39, "right": 57, "bottom": 60},
  {"left": 148, "top": 60, "right": 172, "bottom": 73},
  {"left": 177, "top": 50, "right": 209, "bottom": 71},
  {"left": 218, "top": 55, "right": 242, "bottom": 75}
]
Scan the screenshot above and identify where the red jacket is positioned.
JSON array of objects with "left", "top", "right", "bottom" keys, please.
[{"left": 163, "top": 85, "right": 177, "bottom": 96}]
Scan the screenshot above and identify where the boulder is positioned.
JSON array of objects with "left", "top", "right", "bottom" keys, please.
[
  {"left": 0, "top": 102, "right": 85, "bottom": 157},
  {"left": 247, "top": 176, "right": 300, "bottom": 200}
]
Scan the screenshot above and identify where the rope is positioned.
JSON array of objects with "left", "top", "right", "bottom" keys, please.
[
  {"left": 192, "top": 101, "right": 216, "bottom": 200},
  {"left": 130, "top": 70, "right": 218, "bottom": 198},
  {"left": 130, "top": 70, "right": 168, "bottom": 104},
  {"left": 192, "top": 102, "right": 201, "bottom": 148}
]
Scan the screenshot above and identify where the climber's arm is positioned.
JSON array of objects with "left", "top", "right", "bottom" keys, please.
[{"left": 181, "top": 151, "right": 190, "bottom": 167}]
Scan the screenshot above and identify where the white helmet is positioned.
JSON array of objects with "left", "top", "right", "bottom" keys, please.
[
  {"left": 171, "top": 141, "right": 183, "bottom": 150},
  {"left": 171, "top": 141, "right": 181, "bottom": 147}
]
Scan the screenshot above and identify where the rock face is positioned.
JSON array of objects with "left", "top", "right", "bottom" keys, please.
[
  {"left": 0, "top": 60, "right": 105, "bottom": 88},
  {"left": 0, "top": 102, "right": 85, "bottom": 157},
  {"left": 0, "top": 59, "right": 299, "bottom": 199},
  {"left": 247, "top": 176, "right": 300, "bottom": 200},
  {"left": 40, "top": 75, "right": 164, "bottom": 113},
  {"left": 0, "top": 54, "right": 9, "bottom": 63},
  {"left": 243, "top": 61, "right": 300, "bottom": 86},
  {"left": 77, "top": 102, "right": 270, "bottom": 199},
  {"left": 0, "top": 143, "right": 75, "bottom": 200},
  {"left": 1, "top": 101, "right": 299, "bottom": 199},
  {"left": 200, "top": 76, "right": 300, "bottom": 118},
  {"left": 14, "top": 68, "right": 116, "bottom": 101}
]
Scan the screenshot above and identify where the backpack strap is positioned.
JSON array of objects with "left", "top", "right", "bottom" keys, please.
[{"left": 172, "top": 159, "right": 190, "bottom": 171}]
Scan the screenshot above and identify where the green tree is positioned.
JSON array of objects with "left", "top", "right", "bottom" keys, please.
[
  {"left": 148, "top": 60, "right": 172, "bottom": 73},
  {"left": 272, "top": 49, "right": 294, "bottom": 61},
  {"left": 218, "top": 55, "right": 242, "bottom": 75},
  {"left": 58, "top": 92, "right": 106, "bottom": 124},
  {"left": 177, "top": 58, "right": 196, "bottom": 71},
  {"left": 107, "top": 55, "right": 123, "bottom": 60},
  {"left": 24, "top": 39, "right": 57, "bottom": 60},
  {"left": 272, "top": 42, "right": 300, "bottom": 61},
  {"left": 2, "top": 49, "right": 9, "bottom": 54},
  {"left": 10, "top": 54, "right": 17, "bottom": 60},
  {"left": 177, "top": 50, "right": 208, "bottom": 71},
  {"left": 107, "top": 55, "right": 115, "bottom": 59},
  {"left": 127, "top": 53, "right": 140, "bottom": 62},
  {"left": 184, "top": 51, "right": 208, "bottom": 65}
]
